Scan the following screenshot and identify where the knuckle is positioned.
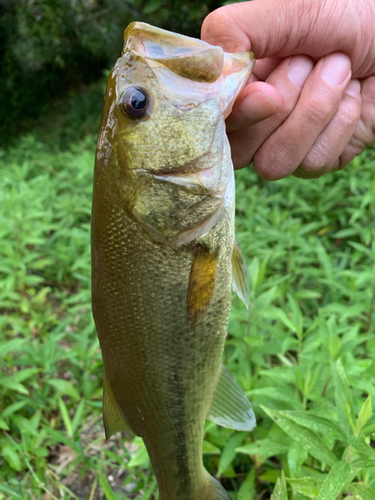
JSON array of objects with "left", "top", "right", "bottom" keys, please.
[
  {"left": 338, "top": 98, "right": 361, "bottom": 127},
  {"left": 254, "top": 142, "right": 290, "bottom": 180},
  {"left": 201, "top": 7, "right": 249, "bottom": 52},
  {"left": 302, "top": 139, "right": 335, "bottom": 172},
  {"left": 302, "top": 91, "right": 338, "bottom": 126},
  {"left": 301, "top": 148, "right": 328, "bottom": 173},
  {"left": 279, "top": 94, "right": 297, "bottom": 117}
]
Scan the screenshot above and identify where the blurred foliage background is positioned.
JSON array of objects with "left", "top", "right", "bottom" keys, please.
[
  {"left": 1, "top": 0, "right": 224, "bottom": 140},
  {"left": 1, "top": 1, "right": 375, "bottom": 500}
]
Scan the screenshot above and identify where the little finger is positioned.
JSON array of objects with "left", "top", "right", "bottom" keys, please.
[{"left": 295, "top": 79, "right": 362, "bottom": 178}]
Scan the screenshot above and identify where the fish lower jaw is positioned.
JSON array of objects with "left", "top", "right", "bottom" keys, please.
[{"left": 152, "top": 165, "right": 226, "bottom": 193}]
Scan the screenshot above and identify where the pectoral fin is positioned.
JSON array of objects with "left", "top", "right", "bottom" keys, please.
[
  {"left": 232, "top": 239, "right": 250, "bottom": 308},
  {"left": 208, "top": 364, "right": 256, "bottom": 431},
  {"left": 187, "top": 244, "right": 219, "bottom": 327},
  {"left": 103, "top": 376, "right": 132, "bottom": 439}
]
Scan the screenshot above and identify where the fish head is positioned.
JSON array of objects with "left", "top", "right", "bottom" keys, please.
[{"left": 95, "top": 22, "right": 254, "bottom": 245}]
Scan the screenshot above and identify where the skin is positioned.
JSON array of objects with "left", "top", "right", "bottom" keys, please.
[
  {"left": 201, "top": 0, "right": 375, "bottom": 179},
  {"left": 91, "top": 23, "right": 252, "bottom": 500}
]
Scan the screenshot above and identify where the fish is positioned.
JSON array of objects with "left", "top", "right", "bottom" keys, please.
[{"left": 91, "top": 22, "right": 256, "bottom": 500}]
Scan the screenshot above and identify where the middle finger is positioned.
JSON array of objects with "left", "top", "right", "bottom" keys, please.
[
  {"left": 253, "top": 52, "right": 352, "bottom": 180},
  {"left": 228, "top": 55, "right": 314, "bottom": 169}
]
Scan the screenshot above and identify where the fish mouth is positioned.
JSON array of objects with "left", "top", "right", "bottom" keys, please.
[
  {"left": 151, "top": 166, "right": 225, "bottom": 195},
  {"left": 123, "top": 22, "right": 255, "bottom": 114}
]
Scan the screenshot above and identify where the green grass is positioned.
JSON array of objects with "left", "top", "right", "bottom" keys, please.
[{"left": 1, "top": 119, "right": 375, "bottom": 500}]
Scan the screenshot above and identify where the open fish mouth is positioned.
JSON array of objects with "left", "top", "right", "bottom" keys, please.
[{"left": 123, "top": 22, "right": 255, "bottom": 116}]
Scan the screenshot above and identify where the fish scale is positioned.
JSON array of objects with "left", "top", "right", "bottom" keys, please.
[{"left": 92, "top": 22, "right": 256, "bottom": 500}]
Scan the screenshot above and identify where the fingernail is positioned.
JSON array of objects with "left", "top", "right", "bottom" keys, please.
[
  {"left": 243, "top": 91, "right": 279, "bottom": 120},
  {"left": 287, "top": 56, "right": 314, "bottom": 88},
  {"left": 320, "top": 53, "right": 351, "bottom": 86},
  {"left": 344, "top": 79, "right": 361, "bottom": 97}
]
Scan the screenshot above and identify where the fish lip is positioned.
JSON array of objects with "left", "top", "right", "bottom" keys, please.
[
  {"left": 145, "top": 168, "right": 228, "bottom": 198},
  {"left": 152, "top": 164, "right": 204, "bottom": 176}
]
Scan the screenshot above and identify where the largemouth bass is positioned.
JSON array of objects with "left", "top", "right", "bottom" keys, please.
[{"left": 91, "top": 22, "right": 255, "bottom": 500}]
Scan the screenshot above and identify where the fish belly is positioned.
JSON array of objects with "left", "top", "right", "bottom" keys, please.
[{"left": 91, "top": 184, "right": 234, "bottom": 499}]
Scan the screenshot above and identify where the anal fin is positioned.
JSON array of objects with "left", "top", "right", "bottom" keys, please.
[
  {"left": 103, "top": 375, "right": 132, "bottom": 439},
  {"left": 207, "top": 364, "right": 256, "bottom": 431},
  {"left": 232, "top": 239, "right": 250, "bottom": 308}
]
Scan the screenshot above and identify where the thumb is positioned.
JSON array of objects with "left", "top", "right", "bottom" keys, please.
[{"left": 201, "top": 0, "right": 355, "bottom": 61}]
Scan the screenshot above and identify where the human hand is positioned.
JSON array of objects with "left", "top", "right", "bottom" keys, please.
[{"left": 201, "top": 0, "right": 375, "bottom": 179}]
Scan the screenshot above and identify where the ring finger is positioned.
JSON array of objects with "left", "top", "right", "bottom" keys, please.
[{"left": 228, "top": 55, "right": 315, "bottom": 169}]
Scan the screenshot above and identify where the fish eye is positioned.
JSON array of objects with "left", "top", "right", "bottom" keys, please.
[{"left": 121, "top": 87, "right": 150, "bottom": 119}]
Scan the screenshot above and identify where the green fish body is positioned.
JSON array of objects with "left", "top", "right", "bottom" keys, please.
[{"left": 91, "top": 22, "right": 255, "bottom": 500}]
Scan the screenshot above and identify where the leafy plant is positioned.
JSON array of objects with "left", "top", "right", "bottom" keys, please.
[{"left": 1, "top": 97, "right": 375, "bottom": 498}]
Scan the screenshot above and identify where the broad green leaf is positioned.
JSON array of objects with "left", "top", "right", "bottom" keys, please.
[
  {"left": 261, "top": 406, "right": 337, "bottom": 467},
  {"left": 317, "top": 461, "right": 357, "bottom": 500},
  {"left": 332, "top": 360, "right": 356, "bottom": 436},
  {"left": 11, "top": 368, "right": 39, "bottom": 382},
  {"left": 355, "top": 394, "right": 372, "bottom": 435},
  {"left": 248, "top": 257, "right": 260, "bottom": 292},
  {"left": 237, "top": 439, "right": 289, "bottom": 459},
  {"left": 0, "top": 484, "right": 23, "bottom": 498},
  {"left": 329, "top": 335, "right": 341, "bottom": 360},
  {"left": 1, "top": 378, "right": 28, "bottom": 395},
  {"left": 58, "top": 398, "right": 73, "bottom": 437},
  {"left": 238, "top": 468, "right": 256, "bottom": 500},
  {"left": 260, "top": 469, "right": 281, "bottom": 483},
  {"left": 128, "top": 445, "right": 150, "bottom": 468},
  {"left": 347, "top": 483, "right": 375, "bottom": 500},
  {"left": 247, "top": 387, "right": 301, "bottom": 409},
  {"left": 275, "top": 309, "right": 298, "bottom": 334},
  {"left": 253, "top": 286, "right": 277, "bottom": 309},
  {"left": 34, "top": 447, "right": 49, "bottom": 457},
  {"left": 288, "top": 441, "right": 308, "bottom": 476},
  {"left": 202, "top": 440, "right": 221, "bottom": 454},
  {"left": 280, "top": 411, "right": 346, "bottom": 441},
  {"left": 0, "top": 418, "right": 10, "bottom": 431},
  {"left": 48, "top": 379, "right": 80, "bottom": 401},
  {"left": 2, "top": 445, "right": 22, "bottom": 471},
  {"left": 287, "top": 477, "right": 323, "bottom": 498},
  {"left": 349, "top": 435, "right": 375, "bottom": 458},
  {"left": 361, "top": 420, "right": 375, "bottom": 435},
  {"left": 0, "top": 338, "right": 25, "bottom": 358},
  {"left": 287, "top": 293, "right": 303, "bottom": 338},
  {"left": 71, "top": 399, "right": 86, "bottom": 435},
  {"left": 271, "top": 471, "right": 288, "bottom": 500},
  {"left": 316, "top": 242, "right": 333, "bottom": 279},
  {"left": 217, "top": 433, "right": 246, "bottom": 476}
]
